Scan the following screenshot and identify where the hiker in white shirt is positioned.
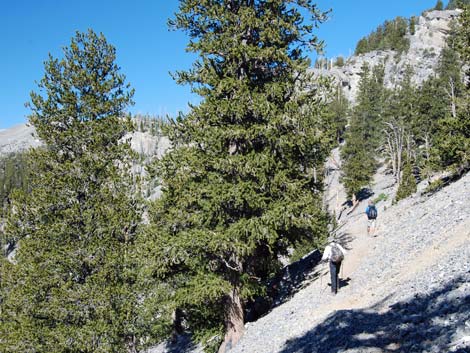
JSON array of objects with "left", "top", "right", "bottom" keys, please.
[{"left": 322, "top": 241, "right": 347, "bottom": 294}]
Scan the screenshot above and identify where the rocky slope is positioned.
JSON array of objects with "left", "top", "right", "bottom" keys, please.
[
  {"left": 227, "top": 164, "right": 470, "bottom": 353},
  {"left": 311, "top": 9, "right": 461, "bottom": 103}
]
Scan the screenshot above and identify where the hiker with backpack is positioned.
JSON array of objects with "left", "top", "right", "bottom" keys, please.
[
  {"left": 322, "top": 240, "right": 347, "bottom": 294},
  {"left": 365, "top": 200, "right": 378, "bottom": 236}
]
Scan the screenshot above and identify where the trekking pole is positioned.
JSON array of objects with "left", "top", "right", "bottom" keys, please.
[{"left": 320, "top": 269, "right": 329, "bottom": 293}]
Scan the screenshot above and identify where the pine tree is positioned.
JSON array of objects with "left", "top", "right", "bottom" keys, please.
[
  {"left": 414, "top": 77, "right": 444, "bottom": 175},
  {"left": 431, "top": 16, "right": 469, "bottom": 171},
  {"left": 142, "top": 1, "right": 331, "bottom": 350},
  {"left": 447, "top": 0, "right": 470, "bottom": 10},
  {"left": 0, "top": 153, "right": 29, "bottom": 219},
  {"left": 355, "top": 38, "right": 369, "bottom": 55},
  {"left": 0, "top": 30, "right": 144, "bottom": 353},
  {"left": 434, "top": 0, "right": 444, "bottom": 11},
  {"left": 395, "top": 158, "right": 417, "bottom": 202},
  {"left": 456, "top": 3, "right": 470, "bottom": 86},
  {"left": 341, "top": 63, "right": 385, "bottom": 200},
  {"left": 327, "top": 84, "right": 349, "bottom": 144},
  {"left": 445, "top": 3, "right": 470, "bottom": 169},
  {"left": 410, "top": 16, "right": 416, "bottom": 36},
  {"left": 334, "top": 56, "right": 345, "bottom": 67}
]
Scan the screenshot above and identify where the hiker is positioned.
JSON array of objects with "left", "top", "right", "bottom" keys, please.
[
  {"left": 322, "top": 240, "right": 347, "bottom": 294},
  {"left": 365, "top": 200, "right": 378, "bottom": 235},
  {"left": 365, "top": 200, "right": 378, "bottom": 236}
]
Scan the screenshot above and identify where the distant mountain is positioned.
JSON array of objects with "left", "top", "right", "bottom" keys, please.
[
  {"left": 0, "top": 124, "right": 41, "bottom": 155},
  {"left": 0, "top": 121, "right": 169, "bottom": 158},
  {"left": 311, "top": 9, "right": 461, "bottom": 104}
]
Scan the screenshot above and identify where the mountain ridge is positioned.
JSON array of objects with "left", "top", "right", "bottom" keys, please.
[
  {"left": 0, "top": 10, "right": 460, "bottom": 157},
  {"left": 311, "top": 9, "right": 461, "bottom": 104}
]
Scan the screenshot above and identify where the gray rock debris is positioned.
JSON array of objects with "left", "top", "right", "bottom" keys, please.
[{"left": 229, "top": 172, "right": 470, "bottom": 353}]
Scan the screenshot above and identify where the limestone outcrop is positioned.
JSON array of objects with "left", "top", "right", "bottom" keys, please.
[{"left": 310, "top": 10, "right": 461, "bottom": 104}]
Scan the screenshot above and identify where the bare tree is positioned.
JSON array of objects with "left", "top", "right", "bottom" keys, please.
[
  {"left": 444, "top": 77, "right": 457, "bottom": 119},
  {"left": 383, "top": 118, "right": 414, "bottom": 184}
]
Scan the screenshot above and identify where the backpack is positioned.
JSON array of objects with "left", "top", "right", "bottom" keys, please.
[
  {"left": 367, "top": 205, "right": 377, "bottom": 219},
  {"left": 330, "top": 244, "right": 344, "bottom": 263}
]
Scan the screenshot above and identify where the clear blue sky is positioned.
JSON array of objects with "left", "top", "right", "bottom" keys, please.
[{"left": 0, "top": 0, "right": 447, "bottom": 129}]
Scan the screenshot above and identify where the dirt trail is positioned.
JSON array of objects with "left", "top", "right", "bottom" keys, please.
[{"left": 311, "top": 160, "right": 470, "bottom": 320}]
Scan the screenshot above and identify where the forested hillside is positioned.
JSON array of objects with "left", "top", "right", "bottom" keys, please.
[
  {"left": 0, "top": 1, "right": 469, "bottom": 353},
  {"left": 341, "top": 6, "right": 470, "bottom": 205}
]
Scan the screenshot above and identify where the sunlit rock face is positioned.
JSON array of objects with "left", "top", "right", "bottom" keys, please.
[
  {"left": 310, "top": 10, "right": 461, "bottom": 104},
  {"left": 0, "top": 124, "right": 41, "bottom": 155}
]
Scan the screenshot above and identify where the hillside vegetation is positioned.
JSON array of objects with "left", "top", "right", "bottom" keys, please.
[
  {"left": 342, "top": 7, "right": 470, "bottom": 204},
  {"left": 354, "top": 16, "right": 410, "bottom": 55},
  {"left": 0, "top": 2, "right": 469, "bottom": 353}
]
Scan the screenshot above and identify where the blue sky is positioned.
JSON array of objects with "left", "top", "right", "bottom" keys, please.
[{"left": 0, "top": 0, "right": 447, "bottom": 129}]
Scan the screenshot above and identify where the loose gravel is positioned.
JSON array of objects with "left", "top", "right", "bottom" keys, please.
[
  {"left": 151, "top": 170, "right": 470, "bottom": 353},
  {"left": 229, "top": 172, "right": 470, "bottom": 353}
]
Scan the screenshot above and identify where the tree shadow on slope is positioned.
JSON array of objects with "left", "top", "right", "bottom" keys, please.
[
  {"left": 341, "top": 188, "right": 375, "bottom": 209},
  {"left": 356, "top": 188, "right": 374, "bottom": 202},
  {"left": 279, "top": 274, "right": 470, "bottom": 353},
  {"left": 246, "top": 233, "right": 354, "bottom": 322},
  {"left": 161, "top": 334, "right": 197, "bottom": 353},
  {"left": 245, "top": 249, "right": 323, "bottom": 322}
]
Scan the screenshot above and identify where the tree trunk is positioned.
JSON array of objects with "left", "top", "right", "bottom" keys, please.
[
  {"left": 424, "top": 133, "right": 430, "bottom": 162},
  {"left": 126, "top": 335, "right": 137, "bottom": 353},
  {"left": 447, "top": 77, "right": 457, "bottom": 119},
  {"left": 397, "top": 151, "right": 402, "bottom": 185},
  {"left": 171, "top": 308, "right": 184, "bottom": 342},
  {"left": 351, "top": 193, "right": 360, "bottom": 210},
  {"left": 218, "top": 286, "right": 244, "bottom": 353}
]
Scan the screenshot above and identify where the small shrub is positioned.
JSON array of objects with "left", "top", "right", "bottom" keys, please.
[
  {"left": 423, "top": 178, "right": 444, "bottom": 194},
  {"left": 334, "top": 56, "right": 345, "bottom": 67},
  {"left": 373, "top": 193, "right": 388, "bottom": 204}
]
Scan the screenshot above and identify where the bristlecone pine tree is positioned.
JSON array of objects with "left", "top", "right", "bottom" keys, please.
[
  {"left": 382, "top": 66, "right": 417, "bottom": 184},
  {"left": 442, "top": 2, "right": 470, "bottom": 170},
  {"left": 0, "top": 30, "right": 143, "bottom": 353},
  {"left": 142, "top": 1, "right": 332, "bottom": 351},
  {"left": 341, "top": 63, "right": 385, "bottom": 201},
  {"left": 395, "top": 158, "right": 417, "bottom": 202},
  {"left": 428, "top": 44, "right": 466, "bottom": 170}
]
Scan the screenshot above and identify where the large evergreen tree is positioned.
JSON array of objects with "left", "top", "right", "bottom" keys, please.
[
  {"left": 431, "top": 10, "right": 469, "bottom": 171},
  {"left": 142, "top": 1, "right": 331, "bottom": 350},
  {"left": 0, "top": 30, "right": 143, "bottom": 352},
  {"left": 341, "top": 63, "right": 385, "bottom": 200}
]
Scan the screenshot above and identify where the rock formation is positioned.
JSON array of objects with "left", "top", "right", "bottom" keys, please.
[{"left": 311, "top": 10, "right": 461, "bottom": 104}]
